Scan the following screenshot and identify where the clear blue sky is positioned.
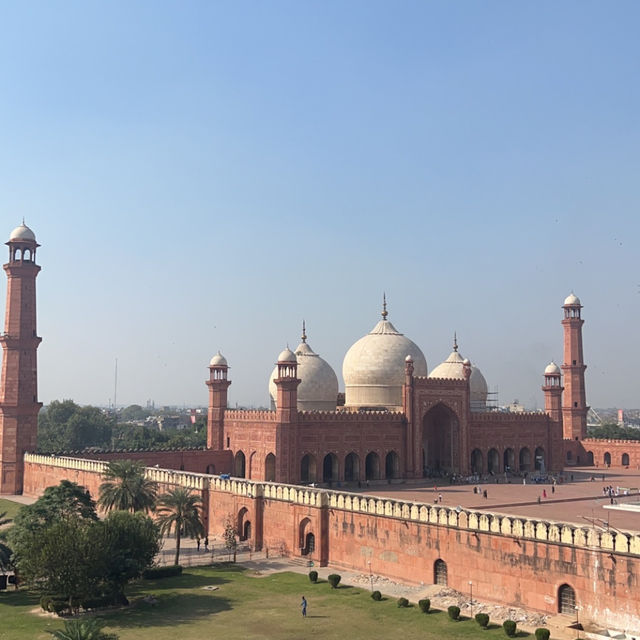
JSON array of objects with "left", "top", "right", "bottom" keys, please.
[{"left": 1, "top": 1, "right": 638, "bottom": 409}]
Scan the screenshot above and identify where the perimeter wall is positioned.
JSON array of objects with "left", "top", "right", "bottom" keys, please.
[{"left": 23, "top": 453, "right": 640, "bottom": 632}]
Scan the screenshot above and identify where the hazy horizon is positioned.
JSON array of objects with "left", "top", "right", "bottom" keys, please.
[{"left": 1, "top": 2, "right": 638, "bottom": 410}]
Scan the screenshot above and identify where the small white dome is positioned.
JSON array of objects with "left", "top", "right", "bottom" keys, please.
[
  {"left": 343, "top": 310, "right": 427, "bottom": 409},
  {"left": 269, "top": 336, "right": 339, "bottom": 411},
  {"left": 544, "top": 361, "right": 561, "bottom": 375},
  {"left": 405, "top": 354, "right": 413, "bottom": 363},
  {"left": 564, "top": 293, "right": 581, "bottom": 306},
  {"left": 277, "top": 347, "right": 297, "bottom": 363},
  {"left": 9, "top": 223, "right": 36, "bottom": 242},
  {"left": 429, "top": 349, "right": 466, "bottom": 379},
  {"left": 209, "top": 351, "right": 227, "bottom": 367}
]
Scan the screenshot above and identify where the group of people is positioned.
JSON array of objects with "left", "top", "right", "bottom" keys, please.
[{"left": 196, "top": 537, "right": 210, "bottom": 552}]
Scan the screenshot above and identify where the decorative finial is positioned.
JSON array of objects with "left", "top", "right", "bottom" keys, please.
[
  {"left": 453, "top": 332, "right": 458, "bottom": 352},
  {"left": 382, "top": 292, "right": 388, "bottom": 320},
  {"left": 301, "top": 320, "right": 307, "bottom": 343},
  {"left": 22, "top": 217, "right": 25, "bottom": 225}
]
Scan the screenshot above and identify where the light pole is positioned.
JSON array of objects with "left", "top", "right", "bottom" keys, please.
[{"left": 469, "top": 581, "right": 473, "bottom": 618}]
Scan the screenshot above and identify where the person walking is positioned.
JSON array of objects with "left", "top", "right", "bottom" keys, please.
[
  {"left": 204, "top": 537, "right": 209, "bottom": 552},
  {"left": 196, "top": 537, "right": 201, "bottom": 551},
  {"left": 301, "top": 596, "right": 307, "bottom": 617}
]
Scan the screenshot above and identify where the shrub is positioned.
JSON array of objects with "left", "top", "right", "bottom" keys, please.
[
  {"left": 39, "top": 595, "right": 52, "bottom": 612},
  {"left": 142, "top": 565, "right": 183, "bottom": 579},
  {"left": 308, "top": 570, "right": 318, "bottom": 583},
  {"left": 503, "top": 620, "right": 517, "bottom": 637},
  {"left": 81, "top": 593, "right": 118, "bottom": 610},
  {"left": 535, "top": 629, "right": 551, "bottom": 640},
  {"left": 397, "top": 597, "right": 409, "bottom": 608},
  {"left": 50, "top": 598, "right": 68, "bottom": 615},
  {"left": 418, "top": 598, "right": 431, "bottom": 613},
  {"left": 448, "top": 605, "right": 460, "bottom": 620},
  {"left": 371, "top": 590, "right": 382, "bottom": 601},
  {"left": 475, "top": 613, "right": 490, "bottom": 628},
  {"left": 327, "top": 574, "right": 341, "bottom": 589}
]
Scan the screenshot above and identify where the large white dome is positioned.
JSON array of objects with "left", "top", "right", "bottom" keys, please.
[
  {"left": 269, "top": 331, "right": 339, "bottom": 412},
  {"left": 428, "top": 338, "right": 488, "bottom": 411},
  {"left": 9, "top": 223, "right": 36, "bottom": 242},
  {"left": 343, "top": 307, "right": 427, "bottom": 410}
]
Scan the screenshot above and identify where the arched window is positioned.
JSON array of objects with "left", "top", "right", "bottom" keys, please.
[
  {"left": 586, "top": 451, "right": 594, "bottom": 465},
  {"left": 558, "top": 584, "right": 576, "bottom": 615},
  {"left": 238, "top": 507, "right": 250, "bottom": 541},
  {"left": 323, "top": 453, "right": 338, "bottom": 482},
  {"left": 302, "top": 532, "right": 315, "bottom": 556},
  {"left": 604, "top": 452, "right": 611, "bottom": 466},
  {"left": 365, "top": 452, "right": 380, "bottom": 481},
  {"left": 206, "top": 464, "right": 216, "bottom": 475},
  {"left": 265, "top": 453, "right": 276, "bottom": 482},
  {"left": 503, "top": 448, "right": 515, "bottom": 472},
  {"left": 622, "top": 453, "right": 630, "bottom": 467},
  {"left": 519, "top": 447, "right": 531, "bottom": 471},
  {"left": 566, "top": 450, "right": 573, "bottom": 462},
  {"left": 534, "top": 447, "right": 545, "bottom": 472},
  {"left": 234, "top": 451, "right": 246, "bottom": 478},
  {"left": 434, "top": 559, "right": 447, "bottom": 586}
]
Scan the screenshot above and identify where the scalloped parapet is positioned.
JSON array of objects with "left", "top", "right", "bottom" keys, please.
[
  {"left": 224, "top": 410, "right": 278, "bottom": 422},
  {"left": 298, "top": 410, "right": 405, "bottom": 423},
  {"left": 23, "top": 452, "right": 640, "bottom": 557}
]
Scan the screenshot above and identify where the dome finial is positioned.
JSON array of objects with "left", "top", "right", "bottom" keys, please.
[
  {"left": 301, "top": 319, "right": 307, "bottom": 343},
  {"left": 381, "top": 292, "right": 388, "bottom": 320},
  {"left": 453, "top": 331, "right": 458, "bottom": 352}
]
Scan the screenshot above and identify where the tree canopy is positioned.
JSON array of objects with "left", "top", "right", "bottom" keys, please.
[
  {"left": 98, "top": 460, "right": 158, "bottom": 514},
  {"left": 38, "top": 400, "right": 112, "bottom": 452},
  {"left": 588, "top": 422, "right": 640, "bottom": 441}
]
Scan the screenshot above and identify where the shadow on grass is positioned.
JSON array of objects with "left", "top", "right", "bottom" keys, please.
[
  {"left": 134, "top": 573, "right": 232, "bottom": 592},
  {"left": 0, "top": 589, "right": 40, "bottom": 607},
  {"left": 103, "top": 593, "right": 232, "bottom": 629}
]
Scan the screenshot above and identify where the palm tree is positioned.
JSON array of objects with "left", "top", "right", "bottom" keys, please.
[
  {"left": 155, "top": 487, "right": 205, "bottom": 565},
  {"left": 97, "top": 460, "right": 157, "bottom": 514},
  {"left": 47, "top": 618, "right": 118, "bottom": 640}
]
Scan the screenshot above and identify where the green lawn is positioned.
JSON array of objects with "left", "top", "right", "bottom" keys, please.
[
  {"left": 0, "top": 498, "right": 24, "bottom": 522},
  {"left": 0, "top": 564, "right": 534, "bottom": 640}
]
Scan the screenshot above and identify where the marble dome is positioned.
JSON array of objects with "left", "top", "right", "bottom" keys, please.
[
  {"left": 277, "top": 347, "right": 297, "bottom": 363},
  {"left": 270, "top": 327, "right": 339, "bottom": 411},
  {"left": 209, "top": 351, "right": 228, "bottom": 367},
  {"left": 544, "top": 361, "right": 561, "bottom": 375},
  {"left": 564, "top": 293, "right": 581, "bottom": 306},
  {"left": 342, "top": 303, "right": 427, "bottom": 410},
  {"left": 9, "top": 223, "right": 36, "bottom": 242},
  {"left": 428, "top": 337, "right": 488, "bottom": 411}
]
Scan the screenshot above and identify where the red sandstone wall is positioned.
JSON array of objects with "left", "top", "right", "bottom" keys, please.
[
  {"left": 77, "top": 449, "right": 232, "bottom": 475},
  {"left": 579, "top": 439, "right": 640, "bottom": 469}
]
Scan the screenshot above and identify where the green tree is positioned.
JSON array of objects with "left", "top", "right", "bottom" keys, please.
[
  {"left": 119, "top": 404, "right": 151, "bottom": 422},
  {"left": 47, "top": 618, "right": 118, "bottom": 640},
  {"left": 90, "top": 511, "right": 159, "bottom": 604},
  {"left": 38, "top": 400, "right": 112, "bottom": 452},
  {"left": 223, "top": 515, "right": 238, "bottom": 562},
  {"left": 0, "top": 511, "right": 13, "bottom": 574},
  {"left": 98, "top": 460, "right": 157, "bottom": 513},
  {"left": 155, "top": 487, "right": 205, "bottom": 565}
]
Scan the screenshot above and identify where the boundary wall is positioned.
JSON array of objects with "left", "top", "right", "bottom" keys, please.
[{"left": 22, "top": 453, "right": 640, "bottom": 632}]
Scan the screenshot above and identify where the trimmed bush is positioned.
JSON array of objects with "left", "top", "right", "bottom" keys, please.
[
  {"left": 397, "top": 597, "right": 409, "bottom": 608},
  {"left": 503, "top": 620, "right": 517, "bottom": 637},
  {"left": 308, "top": 570, "right": 318, "bottom": 583},
  {"left": 448, "top": 605, "right": 461, "bottom": 621},
  {"left": 535, "top": 629, "right": 551, "bottom": 640},
  {"left": 327, "top": 574, "right": 341, "bottom": 589},
  {"left": 39, "top": 595, "right": 52, "bottom": 612},
  {"left": 50, "top": 598, "right": 68, "bottom": 615},
  {"left": 418, "top": 598, "right": 431, "bottom": 613},
  {"left": 371, "top": 590, "right": 382, "bottom": 601},
  {"left": 142, "top": 565, "right": 183, "bottom": 579},
  {"left": 475, "top": 613, "right": 490, "bottom": 628}
]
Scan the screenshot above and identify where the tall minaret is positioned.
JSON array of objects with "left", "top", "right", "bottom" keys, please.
[
  {"left": 0, "top": 223, "right": 42, "bottom": 494},
  {"left": 561, "top": 293, "right": 588, "bottom": 440}
]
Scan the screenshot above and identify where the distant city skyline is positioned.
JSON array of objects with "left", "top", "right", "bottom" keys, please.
[{"left": 1, "top": 2, "right": 638, "bottom": 409}]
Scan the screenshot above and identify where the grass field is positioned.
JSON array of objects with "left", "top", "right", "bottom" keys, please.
[
  {"left": 0, "top": 564, "right": 535, "bottom": 640},
  {"left": 0, "top": 497, "right": 24, "bottom": 521}
]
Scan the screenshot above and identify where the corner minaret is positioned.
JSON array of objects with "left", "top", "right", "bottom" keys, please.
[
  {"left": 206, "top": 351, "right": 231, "bottom": 450},
  {"left": 0, "top": 222, "right": 42, "bottom": 494},
  {"left": 542, "top": 361, "right": 563, "bottom": 423},
  {"left": 561, "top": 293, "right": 588, "bottom": 440}
]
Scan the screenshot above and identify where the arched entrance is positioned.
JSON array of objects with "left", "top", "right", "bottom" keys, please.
[
  {"left": 586, "top": 451, "right": 594, "bottom": 465},
  {"left": 323, "top": 453, "right": 338, "bottom": 483},
  {"left": 558, "top": 584, "right": 576, "bottom": 615},
  {"left": 534, "top": 447, "right": 545, "bottom": 472},
  {"left": 238, "top": 507, "right": 250, "bottom": 541},
  {"left": 265, "top": 453, "right": 276, "bottom": 482},
  {"left": 434, "top": 559, "right": 448, "bottom": 586},
  {"left": 301, "top": 454, "right": 317, "bottom": 483},
  {"left": 471, "top": 449, "right": 483, "bottom": 474},
  {"left": 503, "top": 448, "right": 515, "bottom": 472},
  {"left": 385, "top": 451, "right": 399, "bottom": 479},
  {"left": 622, "top": 453, "right": 630, "bottom": 466},
  {"left": 299, "top": 517, "right": 314, "bottom": 556},
  {"left": 344, "top": 452, "right": 360, "bottom": 482},
  {"left": 206, "top": 464, "right": 216, "bottom": 474},
  {"left": 604, "top": 452, "right": 611, "bottom": 467},
  {"left": 365, "top": 452, "right": 380, "bottom": 480},
  {"left": 519, "top": 447, "right": 531, "bottom": 472},
  {"left": 487, "top": 448, "right": 499, "bottom": 474},
  {"left": 422, "top": 403, "right": 460, "bottom": 474},
  {"left": 234, "top": 451, "right": 246, "bottom": 478}
]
